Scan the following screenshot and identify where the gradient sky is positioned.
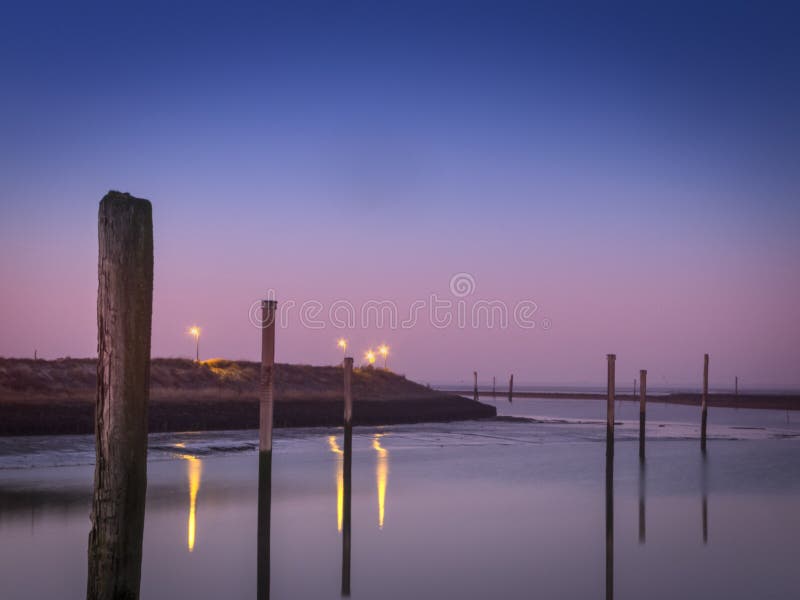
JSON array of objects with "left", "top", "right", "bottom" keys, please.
[{"left": 1, "top": 1, "right": 799, "bottom": 389}]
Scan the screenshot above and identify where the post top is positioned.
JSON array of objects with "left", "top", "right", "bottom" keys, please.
[
  {"left": 344, "top": 356, "right": 354, "bottom": 364},
  {"left": 607, "top": 353, "right": 616, "bottom": 360},
  {"left": 261, "top": 299, "right": 278, "bottom": 307}
]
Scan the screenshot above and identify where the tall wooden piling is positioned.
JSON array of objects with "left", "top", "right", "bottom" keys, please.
[
  {"left": 342, "top": 357, "right": 353, "bottom": 596},
  {"left": 606, "top": 354, "right": 616, "bottom": 458},
  {"left": 508, "top": 374, "right": 514, "bottom": 403},
  {"left": 639, "top": 369, "right": 647, "bottom": 461},
  {"left": 473, "top": 371, "right": 478, "bottom": 403},
  {"left": 701, "top": 353, "right": 709, "bottom": 453},
  {"left": 87, "top": 192, "right": 153, "bottom": 600},
  {"left": 492, "top": 376, "right": 496, "bottom": 396},
  {"left": 260, "top": 300, "right": 277, "bottom": 452},
  {"left": 257, "top": 299, "right": 277, "bottom": 600}
]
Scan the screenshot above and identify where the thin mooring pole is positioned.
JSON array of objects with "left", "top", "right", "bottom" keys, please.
[
  {"left": 701, "top": 353, "right": 709, "bottom": 453},
  {"left": 508, "top": 374, "right": 514, "bottom": 403},
  {"left": 87, "top": 192, "right": 153, "bottom": 600},
  {"left": 257, "top": 299, "right": 277, "bottom": 600},
  {"left": 606, "top": 354, "right": 616, "bottom": 458},
  {"left": 492, "top": 376, "right": 496, "bottom": 396},
  {"left": 260, "top": 300, "right": 277, "bottom": 453},
  {"left": 639, "top": 369, "right": 647, "bottom": 461},
  {"left": 735, "top": 376, "right": 738, "bottom": 396},
  {"left": 473, "top": 371, "right": 478, "bottom": 403},
  {"left": 342, "top": 357, "right": 353, "bottom": 596}
]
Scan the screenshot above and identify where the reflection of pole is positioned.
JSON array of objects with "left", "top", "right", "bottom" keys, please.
[
  {"left": 607, "top": 355, "right": 616, "bottom": 458},
  {"left": 605, "top": 452, "right": 614, "bottom": 600},
  {"left": 701, "top": 454, "right": 709, "bottom": 545},
  {"left": 701, "top": 354, "right": 709, "bottom": 453},
  {"left": 88, "top": 192, "right": 153, "bottom": 600},
  {"left": 638, "top": 460, "right": 646, "bottom": 545},
  {"left": 639, "top": 370, "right": 647, "bottom": 461},
  {"left": 257, "top": 450, "right": 272, "bottom": 600},
  {"left": 342, "top": 357, "right": 353, "bottom": 596},
  {"left": 342, "top": 425, "right": 352, "bottom": 596},
  {"left": 508, "top": 374, "right": 514, "bottom": 403}
]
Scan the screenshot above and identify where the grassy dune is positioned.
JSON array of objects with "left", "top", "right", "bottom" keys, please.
[{"left": 0, "top": 358, "right": 495, "bottom": 435}]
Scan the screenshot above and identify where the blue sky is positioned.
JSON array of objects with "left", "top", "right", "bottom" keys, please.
[{"left": 1, "top": 1, "right": 799, "bottom": 387}]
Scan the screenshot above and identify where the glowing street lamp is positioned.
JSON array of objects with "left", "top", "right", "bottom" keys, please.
[
  {"left": 337, "top": 338, "right": 348, "bottom": 359},
  {"left": 188, "top": 326, "right": 200, "bottom": 362},
  {"left": 364, "top": 349, "right": 376, "bottom": 366},
  {"left": 378, "top": 344, "right": 389, "bottom": 369}
]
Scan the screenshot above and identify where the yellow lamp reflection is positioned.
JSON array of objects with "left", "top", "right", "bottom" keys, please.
[
  {"left": 372, "top": 434, "right": 389, "bottom": 529},
  {"left": 328, "top": 436, "right": 344, "bottom": 532},
  {"left": 181, "top": 455, "right": 203, "bottom": 552}
]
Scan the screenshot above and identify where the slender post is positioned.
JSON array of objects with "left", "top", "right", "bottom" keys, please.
[
  {"left": 639, "top": 369, "right": 647, "bottom": 461},
  {"left": 342, "top": 357, "right": 353, "bottom": 596},
  {"left": 701, "top": 353, "right": 708, "bottom": 453},
  {"left": 257, "top": 299, "right": 277, "bottom": 599},
  {"left": 87, "top": 192, "right": 153, "bottom": 600},
  {"left": 260, "top": 300, "right": 277, "bottom": 453},
  {"left": 508, "top": 374, "right": 514, "bottom": 403},
  {"left": 735, "top": 376, "right": 738, "bottom": 397},
  {"left": 492, "top": 376, "right": 496, "bottom": 396},
  {"left": 473, "top": 371, "right": 478, "bottom": 403},
  {"left": 606, "top": 354, "right": 616, "bottom": 458}
]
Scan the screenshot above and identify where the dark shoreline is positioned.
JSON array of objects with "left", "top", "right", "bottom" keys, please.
[
  {"left": 440, "top": 389, "right": 800, "bottom": 411},
  {"left": 0, "top": 358, "right": 496, "bottom": 436}
]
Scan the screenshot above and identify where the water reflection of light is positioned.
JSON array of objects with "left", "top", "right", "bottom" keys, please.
[
  {"left": 180, "top": 455, "right": 203, "bottom": 552},
  {"left": 372, "top": 434, "right": 389, "bottom": 529},
  {"left": 328, "top": 436, "right": 344, "bottom": 532}
]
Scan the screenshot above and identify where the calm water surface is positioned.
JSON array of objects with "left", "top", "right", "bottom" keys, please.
[{"left": 1, "top": 399, "right": 798, "bottom": 599}]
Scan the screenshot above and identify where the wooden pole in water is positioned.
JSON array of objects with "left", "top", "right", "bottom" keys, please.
[
  {"left": 735, "top": 376, "right": 738, "bottom": 397},
  {"left": 87, "top": 192, "right": 153, "bottom": 600},
  {"left": 639, "top": 369, "right": 647, "bottom": 461},
  {"left": 473, "top": 371, "right": 478, "bottom": 403},
  {"left": 606, "top": 354, "right": 616, "bottom": 458},
  {"left": 342, "top": 357, "right": 353, "bottom": 596},
  {"left": 508, "top": 374, "right": 514, "bottom": 403},
  {"left": 492, "top": 376, "right": 496, "bottom": 396},
  {"left": 701, "top": 353, "right": 709, "bottom": 453},
  {"left": 257, "top": 299, "right": 277, "bottom": 600},
  {"left": 260, "top": 300, "right": 277, "bottom": 453}
]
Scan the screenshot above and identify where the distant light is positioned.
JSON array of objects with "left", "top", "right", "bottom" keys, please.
[
  {"left": 378, "top": 345, "right": 389, "bottom": 357},
  {"left": 365, "top": 349, "right": 376, "bottom": 365},
  {"left": 337, "top": 338, "right": 348, "bottom": 351},
  {"left": 189, "top": 326, "right": 200, "bottom": 339}
]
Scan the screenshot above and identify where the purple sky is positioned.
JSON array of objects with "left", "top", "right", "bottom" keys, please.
[{"left": 1, "top": 1, "right": 799, "bottom": 389}]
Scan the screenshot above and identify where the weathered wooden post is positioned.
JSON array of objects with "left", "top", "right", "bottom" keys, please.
[
  {"left": 492, "top": 376, "right": 496, "bottom": 396},
  {"left": 257, "top": 299, "right": 277, "bottom": 600},
  {"left": 342, "top": 357, "right": 353, "bottom": 596},
  {"left": 87, "top": 192, "right": 153, "bottom": 600},
  {"left": 735, "top": 375, "right": 738, "bottom": 397},
  {"left": 701, "top": 353, "right": 709, "bottom": 453},
  {"left": 508, "top": 374, "right": 514, "bottom": 403},
  {"left": 639, "top": 369, "right": 647, "bottom": 461},
  {"left": 606, "top": 354, "right": 616, "bottom": 458},
  {"left": 473, "top": 371, "right": 478, "bottom": 403}
]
